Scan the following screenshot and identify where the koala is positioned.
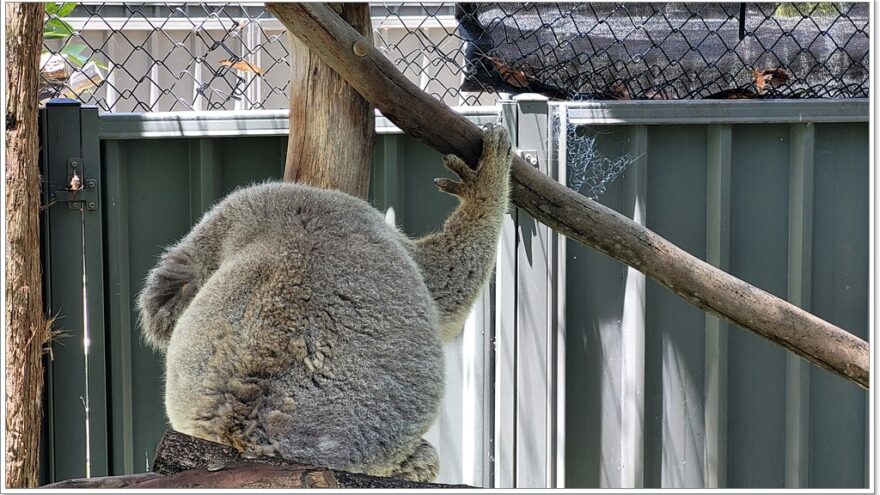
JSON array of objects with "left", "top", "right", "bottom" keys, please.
[{"left": 137, "top": 126, "right": 512, "bottom": 482}]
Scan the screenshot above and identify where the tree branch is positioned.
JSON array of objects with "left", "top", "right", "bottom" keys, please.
[{"left": 264, "top": 3, "right": 868, "bottom": 389}]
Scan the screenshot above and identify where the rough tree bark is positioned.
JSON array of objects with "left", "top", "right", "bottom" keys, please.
[
  {"left": 5, "top": 3, "right": 50, "bottom": 488},
  {"left": 264, "top": 3, "right": 868, "bottom": 389},
  {"left": 276, "top": 3, "right": 374, "bottom": 199}
]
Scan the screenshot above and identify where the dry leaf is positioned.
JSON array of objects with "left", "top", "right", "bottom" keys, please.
[
  {"left": 483, "top": 55, "right": 531, "bottom": 89},
  {"left": 754, "top": 67, "right": 790, "bottom": 92},
  {"left": 609, "top": 81, "right": 630, "bottom": 100},
  {"left": 219, "top": 58, "right": 263, "bottom": 76},
  {"left": 644, "top": 89, "right": 669, "bottom": 100}
]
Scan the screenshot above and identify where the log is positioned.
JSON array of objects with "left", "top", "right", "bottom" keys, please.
[
  {"left": 41, "top": 473, "right": 165, "bottom": 488},
  {"left": 42, "top": 467, "right": 336, "bottom": 489},
  {"left": 5, "top": 3, "right": 50, "bottom": 488},
  {"left": 152, "top": 429, "right": 472, "bottom": 488},
  {"left": 277, "top": 3, "right": 374, "bottom": 199},
  {"left": 44, "top": 430, "right": 474, "bottom": 489},
  {"left": 125, "top": 464, "right": 336, "bottom": 489},
  {"left": 264, "top": 3, "right": 868, "bottom": 389}
]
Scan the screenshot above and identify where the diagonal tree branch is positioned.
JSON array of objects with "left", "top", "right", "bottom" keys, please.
[{"left": 264, "top": 3, "right": 868, "bottom": 389}]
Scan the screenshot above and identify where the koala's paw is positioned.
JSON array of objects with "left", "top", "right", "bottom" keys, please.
[
  {"left": 434, "top": 124, "right": 512, "bottom": 203},
  {"left": 137, "top": 248, "right": 199, "bottom": 351},
  {"left": 390, "top": 438, "right": 439, "bottom": 483}
]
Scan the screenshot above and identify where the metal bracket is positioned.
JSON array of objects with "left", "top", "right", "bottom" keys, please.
[{"left": 517, "top": 149, "right": 539, "bottom": 167}]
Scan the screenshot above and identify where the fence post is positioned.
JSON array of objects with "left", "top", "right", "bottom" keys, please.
[
  {"left": 499, "top": 95, "right": 561, "bottom": 488},
  {"left": 40, "top": 99, "right": 109, "bottom": 481},
  {"left": 494, "top": 99, "right": 518, "bottom": 489}
]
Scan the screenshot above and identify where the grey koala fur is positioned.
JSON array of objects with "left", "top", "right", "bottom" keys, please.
[{"left": 137, "top": 126, "right": 512, "bottom": 482}]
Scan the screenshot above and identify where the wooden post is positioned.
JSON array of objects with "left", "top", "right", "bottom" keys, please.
[
  {"left": 269, "top": 3, "right": 374, "bottom": 200},
  {"left": 5, "top": 3, "right": 49, "bottom": 488}
]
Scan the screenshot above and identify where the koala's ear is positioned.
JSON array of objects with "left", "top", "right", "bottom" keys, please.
[{"left": 384, "top": 207, "right": 397, "bottom": 227}]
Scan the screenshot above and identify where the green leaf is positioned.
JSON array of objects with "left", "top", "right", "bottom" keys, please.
[
  {"left": 44, "top": 17, "right": 74, "bottom": 39},
  {"left": 60, "top": 43, "right": 86, "bottom": 56},
  {"left": 45, "top": 2, "right": 76, "bottom": 17},
  {"left": 56, "top": 2, "right": 77, "bottom": 17},
  {"left": 65, "top": 52, "right": 88, "bottom": 68}
]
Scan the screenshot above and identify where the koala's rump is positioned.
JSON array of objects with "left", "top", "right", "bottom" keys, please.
[{"left": 164, "top": 191, "right": 444, "bottom": 472}]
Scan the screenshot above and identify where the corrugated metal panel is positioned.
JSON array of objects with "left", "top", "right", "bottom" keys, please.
[
  {"left": 558, "top": 101, "right": 868, "bottom": 489},
  {"left": 808, "top": 123, "right": 869, "bottom": 488}
]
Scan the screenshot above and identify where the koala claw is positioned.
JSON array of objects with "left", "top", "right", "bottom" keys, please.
[
  {"left": 433, "top": 176, "right": 464, "bottom": 197},
  {"left": 434, "top": 126, "right": 512, "bottom": 202},
  {"left": 480, "top": 125, "right": 513, "bottom": 169},
  {"left": 441, "top": 153, "right": 476, "bottom": 181}
]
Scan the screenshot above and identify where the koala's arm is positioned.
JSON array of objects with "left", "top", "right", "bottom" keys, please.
[
  {"left": 404, "top": 126, "right": 512, "bottom": 342},
  {"left": 137, "top": 207, "right": 231, "bottom": 352}
]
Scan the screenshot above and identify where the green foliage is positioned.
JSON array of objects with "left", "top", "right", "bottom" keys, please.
[
  {"left": 43, "top": 16, "right": 75, "bottom": 39},
  {"left": 45, "top": 2, "right": 77, "bottom": 16},
  {"left": 43, "top": 3, "right": 107, "bottom": 70},
  {"left": 43, "top": 3, "right": 82, "bottom": 66},
  {"left": 59, "top": 43, "right": 89, "bottom": 67},
  {"left": 774, "top": 3, "right": 839, "bottom": 17}
]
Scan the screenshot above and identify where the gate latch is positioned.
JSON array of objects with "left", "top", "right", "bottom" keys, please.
[{"left": 51, "top": 157, "right": 98, "bottom": 211}]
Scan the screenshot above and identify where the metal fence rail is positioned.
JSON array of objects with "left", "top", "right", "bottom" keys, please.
[{"left": 41, "top": 2, "right": 869, "bottom": 112}]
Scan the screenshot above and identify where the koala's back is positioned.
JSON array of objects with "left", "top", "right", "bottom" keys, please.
[{"left": 163, "top": 183, "right": 444, "bottom": 475}]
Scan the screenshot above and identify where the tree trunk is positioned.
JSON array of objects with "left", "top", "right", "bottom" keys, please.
[
  {"left": 272, "top": 3, "right": 374, "bottom": 200},
  {"left": 262, "top": 3, "right": 869, "bottom": 389},
  {"left": 5, "top": 3, "right": 49, "bottom": 488}
]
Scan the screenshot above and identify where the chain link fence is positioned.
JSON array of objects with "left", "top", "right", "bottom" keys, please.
[{"left": 41, "top": 2, "right": 869, "bottom": 112}]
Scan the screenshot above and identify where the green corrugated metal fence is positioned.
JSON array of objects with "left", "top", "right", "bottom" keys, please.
[
  {"left": 38, "top": 99, "right": 869, "bottom": 488},
  {"left": 558, "top": 109, "right": 869, "bottom": 488}
]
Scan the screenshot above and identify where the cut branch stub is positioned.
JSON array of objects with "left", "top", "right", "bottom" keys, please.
[{"left": 265, "top": 2, "right": 868, "bottom": 389}]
